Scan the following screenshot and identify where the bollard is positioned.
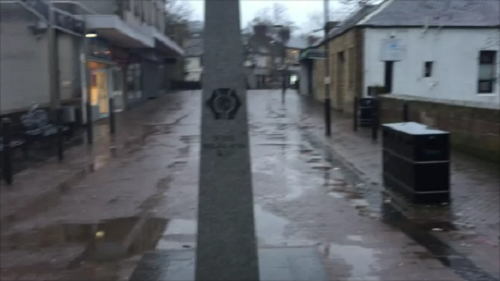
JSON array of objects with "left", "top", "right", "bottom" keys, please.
[
  {"left": 371, "top": 98, "right": 379, "bottom": 141},
  {"left": 325, "top": 97, "right": 331, "bottom": 136},
  {"left": 403, "top": 102, "right": 409, "bottom": 122},
  {"left": 109, "top": 97, "right": 116, "bottom": 135},
  {"left": 86, "top": 101, "right": 93, "bottom": 145},
  {"left": 353, "top": 96, "right": 358, "bottom": 132},
  {"left": 1, "top": 118, "right": 13, "bottom": 185},
  {"left": 56, "top": 107, "right": 64, "bottom": 161}
]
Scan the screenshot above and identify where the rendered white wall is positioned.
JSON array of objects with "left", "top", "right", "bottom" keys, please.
[{"left": 364, "top": 27, "right": 500, "bottom": 105}]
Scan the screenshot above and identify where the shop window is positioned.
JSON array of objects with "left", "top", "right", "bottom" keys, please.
[
  {"left": 478, "top": 50, "right": 497, "bottom": 94},
  {"left": 127, "top": 64, "right": 142, "bottom": 99}
]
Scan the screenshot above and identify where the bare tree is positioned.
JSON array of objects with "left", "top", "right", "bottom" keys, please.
[{"left": 164, "top": 0, "right": 194, "bottom": 31}]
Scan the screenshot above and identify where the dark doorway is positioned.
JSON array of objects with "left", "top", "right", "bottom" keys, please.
[
  {"left": 384, "top": 61, "right": 394, "bottom": 93},
  {"left": 337, "top": 51, "right": 345, "bottom": 110}
]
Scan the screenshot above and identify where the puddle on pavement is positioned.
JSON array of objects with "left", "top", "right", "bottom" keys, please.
[
  {"left": 90, "top": 154, "right": 111, "bottom": 172},
  {"left": 346, "top": 235, "right": 364, "bottom": 242},
  {"left": 156, "top": 219, "right": 197, "bottom": 250},
  {"left": 3, "top": 217, "right": 167, "bottom": 262},
  {"left": 381, "top": 203, "right": 498, "bottom": 281},
  {"left": 321, "top": 243, "right": 381, "bottom": 281},
  {"left": 254, "top": 205, "right": 288, "bottom": 246},
  {"left": 300, "top": 127, "right": 499, "bottom": 281}
]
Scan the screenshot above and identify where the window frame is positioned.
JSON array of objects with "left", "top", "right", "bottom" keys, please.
[
  {"left": 478, "top": 50, "right": 497, "bottom": 94},
  {"left": 423, "top": 61, "right": 433, "bottom": 78}
]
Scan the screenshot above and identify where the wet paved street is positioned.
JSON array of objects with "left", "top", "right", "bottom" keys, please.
[
  {"left": 2, "top": 90, "right": 498, "bottom": 281},
  {"left": 134, "top": 90, "right": 497, "bottom": 281}
]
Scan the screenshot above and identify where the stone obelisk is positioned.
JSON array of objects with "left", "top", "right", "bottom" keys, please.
[{"left": 195, "top": 0, "right": 259, "bottom": 280}]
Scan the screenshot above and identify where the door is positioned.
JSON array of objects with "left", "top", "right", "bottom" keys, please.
[
  {"left": 91, "top": 69, "right": 110, "bottom": 119},
  {"left": 384, "top": 61, "right": 394, "bottom": 93}
]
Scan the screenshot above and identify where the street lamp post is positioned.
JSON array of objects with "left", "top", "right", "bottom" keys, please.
[{"left": 324, "top": 0, "right": 331, "bottom": 136}]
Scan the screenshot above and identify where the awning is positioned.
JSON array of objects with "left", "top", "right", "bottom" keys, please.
[
  {"left": 140, "top": 26, "right": 184, "bottom": 57},
  {"left": 299, "top": 48, "right": 326, "bottom": 61},
  {"left": 78, "top": 15, "right": 154, "bottom": 48},
  {"left": 153, "top": 29, "right": 184, "bottom": 57}
]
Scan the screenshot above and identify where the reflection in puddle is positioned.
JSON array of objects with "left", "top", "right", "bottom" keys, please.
[
  {"left": 3, "top": 217, "right": 167, "bottom": 262},
  {"left": 156, "top": 219, "right": 197, "bottom": 250},
  {"left": 254, "top": 205, "right": 314, "bottom": 247},
  {"left": 350, "top": 199, "right": 369, "bottom": 208},
  {"left": 163, "top": 219, "right": 197, "bottom": 235},
  {"left": 346, "top": 235, "right": 364, "bottom": 242},
  {"left": 254, "top": 205, "right": 288, "bottom": 245},
  {"left": 328, "top": 192, "right": 345, "bottom": 199},
  {"left": 323, "top": 244, "right": 380, "bottom": 281}
]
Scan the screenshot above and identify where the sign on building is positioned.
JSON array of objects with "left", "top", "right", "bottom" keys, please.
[
  {"left": 300, "top": 49, "right": 326, "bottom": 60},
  {"left": 380, "top": 38, "right": 405, "bottom": 61}
]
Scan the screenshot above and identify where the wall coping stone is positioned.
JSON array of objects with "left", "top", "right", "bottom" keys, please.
[{"left": 380, "top": 94, "right": 500, "bottom": 110}]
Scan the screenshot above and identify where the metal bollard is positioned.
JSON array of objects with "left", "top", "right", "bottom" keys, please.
[
  {"left": 86, "top": 101, "right": 93, "bottom": 145},
  {"left": 1, "top": 118, "right": 13, "bottom": 185},
  {"left": 325, "top": 97, "right": 331, "bottom": 136},
  {"left": 371, "top": 98, "right": 379, "bottom": 141},
  {"left": 56, "top": 107, "right": 64, "bottom": 161},
  {"left": 403, "top": 102, "right": 409, "bottom": 122},
  {"left": 353, "top": 96, "right": 358, "bottom": 132},
  {"left": 109, "top": 97, "right": 116, "bottom": 135}
]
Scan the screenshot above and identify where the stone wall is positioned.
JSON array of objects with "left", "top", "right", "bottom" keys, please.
[
  {"left": 311, "top": 27, "right": 364, "bottom": 114},
  {"left": 380, "top": 95, "right": 500, "bottom": 163}
]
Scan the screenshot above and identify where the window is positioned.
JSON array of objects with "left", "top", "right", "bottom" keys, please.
[
  {"left": 424, "top": 61, "right": 433, "bottom": 77},
  {"left": 127, "top": 63, "right": 142, "bottom": 99},
  {"left": 478, "top": 50, "right": 497, "bottom": 94}
]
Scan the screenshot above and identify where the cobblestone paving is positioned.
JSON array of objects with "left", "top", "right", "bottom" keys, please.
[{"left": 286, "top": 90, "right": 500, "bottom": 279}]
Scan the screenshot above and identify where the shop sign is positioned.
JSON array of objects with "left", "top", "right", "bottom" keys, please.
[
  {"left": 300, "top": 49, "right": 326, "bottom": 60},
  {"left": 111, "top": 47, "right": 130, "bottom": 66},
  {"left": 89, "top": 38, "right": 112, "bottom": 61},
  {"left": 380, "top": 38, "right": 405, "bottom": 61}
]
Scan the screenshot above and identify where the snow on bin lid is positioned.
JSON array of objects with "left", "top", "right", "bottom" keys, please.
[{"left": 382, "top": 122, "right": 449, "bottom": 135}]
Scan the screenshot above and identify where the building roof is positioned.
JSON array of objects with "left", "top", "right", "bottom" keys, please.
[
  {"left": 328, "top": 5, "right": 378, "bottom": 38},
  {"left": 358, "top": 0, "right": 500, "bottom": 27},
  {"left": 285, "top": 37, "right": 309, "bottom": 49}
]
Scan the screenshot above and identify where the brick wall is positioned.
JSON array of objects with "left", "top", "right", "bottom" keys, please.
[
  {"left": 312, "top": 45, "right": 325, "bottom": 101},
  {"left": 380, "top": 95, "right": 500, "bottom": 163}
]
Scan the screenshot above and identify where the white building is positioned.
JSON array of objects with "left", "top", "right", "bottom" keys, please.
[
  {"left": 184, "top": 32, "right": 203, "bottom": 82},
  {"left": 359, "top": 0, "right": 500, "bottom": 105}
]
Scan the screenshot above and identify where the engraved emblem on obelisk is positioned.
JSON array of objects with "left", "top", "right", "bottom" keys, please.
[{"left": 206, "top": 88, "right": 241, "bottom": 120}]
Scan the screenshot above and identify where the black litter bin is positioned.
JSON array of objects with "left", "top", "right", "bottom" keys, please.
[
  {"left": 382, "top": 122, "right": 450, "bottom": 204},
  {"left": 358, "top": 98, "right": 374, "bottom": 127}
]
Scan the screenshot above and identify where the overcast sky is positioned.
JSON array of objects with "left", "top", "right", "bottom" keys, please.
[{"left": 184, "top": 0, "right": 352, "bottom": 33}]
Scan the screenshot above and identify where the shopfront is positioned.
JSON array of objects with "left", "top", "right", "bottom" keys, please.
[{"left": 87, "top": 38, "right": 126, "bottom": 119}]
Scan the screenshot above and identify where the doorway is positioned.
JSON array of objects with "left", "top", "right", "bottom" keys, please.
[
  {"left": 337, "top": 51, "right": 345, "bottom": 110},
  {"left": 90, "top": 69, "right": 111, "bottom": 119},
  {"left": 384, "top": 61, "right": 394, "bottom": 93}
]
